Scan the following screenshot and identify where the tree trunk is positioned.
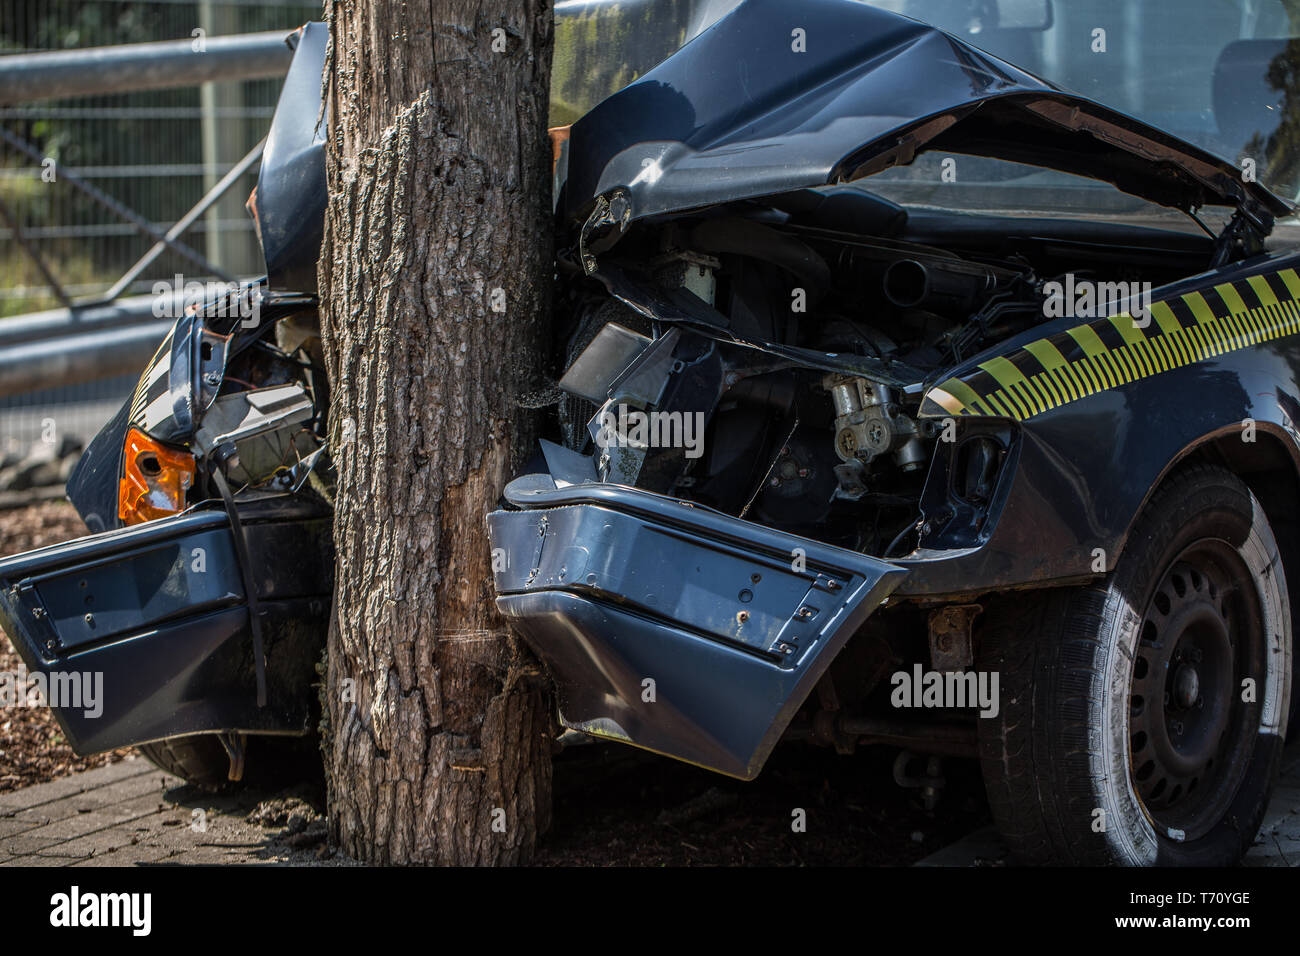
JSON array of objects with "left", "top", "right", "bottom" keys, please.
[{"left": 317, "top": 0, "right": 555, "bottom": 865}]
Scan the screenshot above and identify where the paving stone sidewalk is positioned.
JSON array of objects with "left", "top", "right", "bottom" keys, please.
[
  {"left": 917, "top": 742, "right": 1300, "bottom": 866},
  {"left": 6, "top": 746, "right": 1299, "bottom": 866},
  {"left": 0, "top": 755, "right": 344, "bottom": 866}
]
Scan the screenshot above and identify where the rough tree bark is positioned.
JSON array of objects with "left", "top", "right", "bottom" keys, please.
[{"left": 317, "top": 0, "right": 555, "bottom": 865}]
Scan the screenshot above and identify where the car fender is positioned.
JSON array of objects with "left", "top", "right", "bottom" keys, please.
[{"left": 899, "top": 254, "right": 1300, "bottom": 597}]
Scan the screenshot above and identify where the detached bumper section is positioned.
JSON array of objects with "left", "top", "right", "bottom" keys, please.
[
  {"left": 488, "top": 477, "right": 906, "bottom": 779},
  {"left": 0, "top": 503, "right": 331, "bottom": 754}
]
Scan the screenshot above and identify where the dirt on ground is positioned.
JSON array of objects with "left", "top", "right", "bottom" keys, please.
[
  {"left": 0, "top": 498, "right": 87, "bottom": 556},
  {"left": 536, "top": 740, "right": 989, "bottom": 866},
  {"left": 0, "top": 500, "right": 133, "bottom": 793},
  {"left": 139, "top": 740, "right": 989, "bottom": 866}
]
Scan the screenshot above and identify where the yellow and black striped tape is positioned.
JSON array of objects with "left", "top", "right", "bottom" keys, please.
[{"left": 921, "top": 267, "right": 1300, "bottom": 421}]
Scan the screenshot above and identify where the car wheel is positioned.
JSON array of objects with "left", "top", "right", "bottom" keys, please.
[
  {"left": 137, "top": 735, "right": 231, "bottom": 788},
  {"left": 977, "top": 464, "right": 1291, "bottom": 865}
]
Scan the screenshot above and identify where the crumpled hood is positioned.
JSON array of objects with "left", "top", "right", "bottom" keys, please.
[
  {"left": 251, "top": 21, "right": 328, "bottom": 295},
  {"left": 562, "top": 0, "right": 1291, "bottom": 228}
]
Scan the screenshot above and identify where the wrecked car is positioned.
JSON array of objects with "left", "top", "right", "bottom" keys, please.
[{"left": 4, "top": 0, "right": 1300, "bottom": 866}]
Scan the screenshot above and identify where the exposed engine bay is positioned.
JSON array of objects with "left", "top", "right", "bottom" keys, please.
[{"left": 546, "top": 188, "right": 1211, "bottom": 559}]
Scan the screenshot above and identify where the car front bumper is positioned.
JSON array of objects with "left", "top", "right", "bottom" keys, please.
[
  {"left": 0, "top": 498, "right": 331, "bottom": 754},
  {"left": 488, "top": 475, "right": 907, "bottom": 779}
]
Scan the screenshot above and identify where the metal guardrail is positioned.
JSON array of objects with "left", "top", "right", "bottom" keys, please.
[
  {"left": 0, "top": 124, "right": 227, "bottom": 296},
  {"left": 0, "top": 320, "right": 174, "bottom": 399},
  {"left": 0, "top": 291, "right": 184, "bottom": 347},
  {"left": 0, "top": 290, "right": 218, "bottom": 399},
  {"left": 0, "top": 32, "right": 295, "bottom": 106}
]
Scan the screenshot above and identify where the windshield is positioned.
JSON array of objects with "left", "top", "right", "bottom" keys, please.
[
  {"left": 861, "top": 0, "right": 1300, "bottom": 222},
  {"left": 554, "top": 0, "right": 1300, "bottom": 225}
]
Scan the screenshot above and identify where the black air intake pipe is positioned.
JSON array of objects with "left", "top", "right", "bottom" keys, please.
[{"left": 882, "top": 257, "right": 1012, "bottom": 315}]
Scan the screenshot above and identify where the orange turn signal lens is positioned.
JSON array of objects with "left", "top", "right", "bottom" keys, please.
[
  {"left": 548, "top": 124, "right": 571, "bottom": 176},
  {"left": 118, "top": 427, "right": 195, "bottom": 526}
]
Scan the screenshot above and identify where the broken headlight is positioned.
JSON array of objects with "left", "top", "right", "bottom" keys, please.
[{"left": 118, "top": 427, "right": 195, "bottom": 525}]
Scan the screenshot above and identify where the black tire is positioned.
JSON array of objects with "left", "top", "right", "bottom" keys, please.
[
  {"left": 138, "top": 734, "right": 323, "bottom": 790},
  {"left": 137, "top": 735, "right": 231, "bottom": 788},
  {"left": 977, "top": 464, "right": 1291, "bottom": 865}
]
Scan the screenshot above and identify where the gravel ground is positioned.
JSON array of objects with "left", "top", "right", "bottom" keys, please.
[
  {"left": 0, "top": 500, "right": 133, "bottom": 793},
  {"left": 0, "top": 499, "right": 86, "bottom": 556}
]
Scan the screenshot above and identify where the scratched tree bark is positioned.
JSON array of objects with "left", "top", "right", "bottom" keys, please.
[{"left": 317, "top": 0, "right": 555, "bottom": 864}]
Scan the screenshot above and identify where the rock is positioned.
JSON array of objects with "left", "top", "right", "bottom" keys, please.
[
  {"left": 284, "top": 818, "right": 327, "bottom": 848},
  {"left": 0, "top": 438, "right": 24, "bottom": 470},
  {"left": 0, "top": 437, "right": 83, "bottom": 491}
]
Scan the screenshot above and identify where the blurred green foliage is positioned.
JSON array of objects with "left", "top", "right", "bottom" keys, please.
[{"left": 551, "top": 0, "right": 702, "bottom": 125}]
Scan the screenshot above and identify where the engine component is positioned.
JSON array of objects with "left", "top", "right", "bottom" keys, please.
[
  {"left": 652, "top": 250, "right": 719, "bottom": 306},
  {"left": 558, "top": 322, "right": 651, "bottom": 405},
  {"left": 882, "top": 257, "right": 1009, "bottom": 315},
  {"left": 689, "top": 217, "right": 830, "bottom": 301},
  {"left": 589, "top": 399, "right": 650, "bottom": 486},
  {"left": 681, "top": 260, "right": 716, "bottom": 305},
  {"left": 754, "top": 432, "right": 837, "bottom": 526},
  {"left": 824, "top": 374, "right": 926, "bottom": 473},
  {"left": 194, "top": 383, "right": 317, "bottom": 488}
]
